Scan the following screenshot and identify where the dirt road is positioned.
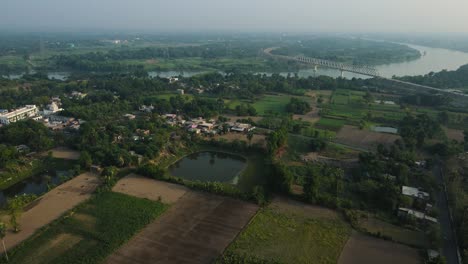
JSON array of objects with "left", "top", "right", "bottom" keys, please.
[{"left": 0, "top": 172, "right": 100, "bottom": 252}]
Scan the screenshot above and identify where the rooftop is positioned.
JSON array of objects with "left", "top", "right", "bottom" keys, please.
[
  {"left": 399, "top": 207, "right": 438, "bottom": 223},
  {"left": 402, "top": 186, "right": 429, "bottom": 200},
  {"left": 0, "top": 105, "right": 37, "bottom": 118}
]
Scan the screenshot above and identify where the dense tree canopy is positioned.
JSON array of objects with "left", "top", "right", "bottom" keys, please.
[{"left": 0, "top": 120, "right": 53, "bottom": 151}]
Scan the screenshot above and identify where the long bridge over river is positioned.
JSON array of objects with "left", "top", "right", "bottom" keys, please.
[{"left": 263, "top": 47, "right": 468, "bottom": 102}]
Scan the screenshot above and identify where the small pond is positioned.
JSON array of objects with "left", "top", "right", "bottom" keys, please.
[
  {"left": 0, "top": 170, "right": 74, "bottom": 207},
  {"left": 168, "top": 151, "right": 247, "bottom": 184}
]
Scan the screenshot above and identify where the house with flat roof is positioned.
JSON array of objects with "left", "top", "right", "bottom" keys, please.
[
  {"left": 231, "top": 123, "right": 255, "bottom": 133},
  {"left": 402, "top": 186, "right": 430, "bottom": 200},
  {"left": 398, "top": 207, "right": 438, "bottom": 224},
  {"left": 0, "top": 105, "right": 38, "bottom": 125}
]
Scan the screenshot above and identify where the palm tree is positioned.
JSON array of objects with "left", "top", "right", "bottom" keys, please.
[
  {"left": 0, "top": 222, "right": 9, "bottom": 262},
  {"left": 246, "top": 131, "right": 254, "bottom": 146}
]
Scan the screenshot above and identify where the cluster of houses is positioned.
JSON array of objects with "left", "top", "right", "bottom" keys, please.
[
  {"left": 398, "top": 185, "right": 437, "bottom": 224},
  {"left": 0, "top": 97, "right": 83, "bottom": 131},
  {"left": 162, "top": 114, "right": 255, "bottom": 136}
]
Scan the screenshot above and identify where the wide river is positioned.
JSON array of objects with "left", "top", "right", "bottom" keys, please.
[
  {"left": 3, "top": 43, "right": 468, "bottom": 80},
  {"left": 264, "top": 43, "right": 468, "bottom": 79}
]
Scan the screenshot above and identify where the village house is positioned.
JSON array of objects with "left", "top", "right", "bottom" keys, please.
[
  {"left": 42, "top": 101, "right": 64, "bottom": 116},
  {"left": 16, "top": 145, "right": 30, "bottom": 153},
  {"left": 0, "top": 105, "right": 39, "bottom": 125},
  {"left": 70, "top": 91, "right": 87, "bottom": 99},
  {"left": 397, "top": 207, "right": 438, "bottom": 224},
  {"left": 414, "top": 160, "right": 427, "bottom": 168},
  {"left": 123, "top": 114, "right": 136, "bottom": 120},
  {"left": 231, "top": 123, "right": 255, "bottom": 133},
  {"left": 136, "top": 129, "right": 151, "bottom": 136},
  {"left": 168, "top": 77, "right": 179, "bottom": 84},
  {"left": 139, "top": 105, "right": 155, "bottom": 113},
  {"left": 402, "top": 186, "right": 430, "bottom": 200}
]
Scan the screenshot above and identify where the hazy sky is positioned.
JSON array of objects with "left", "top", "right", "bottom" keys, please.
[{"left": 2, "top": 0, "right": 468, "bottom": 33}]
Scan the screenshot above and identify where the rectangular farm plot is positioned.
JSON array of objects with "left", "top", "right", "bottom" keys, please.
[
  {"left": 253, "top": 94, "right": 314, "bottom": 115},
  {"left": 253, "top": 95, "right": 292, "bottom": 114},
  {"left": 315, "top": 117, "right": 345, "bottom": 131},
  {"left": 3, "top": 192, "right": 168, "bottom": 264},
  {"left": 221, "top": 198, "right": 351, "bottom": 264},
  {"left": 106, "top": 192, "right": 259, "bottom": 264},
  {"left": 338, "top": 232, "right": 421, "bottom": 264},
  {"left": 112, "top": 174, "right": 188, "bottom": 204},
  {"left": 358, "top": 216, "right": 429, "bottom": 248},
  {"left": 335, "top": 125, "right": 400, "bottom": 150}
]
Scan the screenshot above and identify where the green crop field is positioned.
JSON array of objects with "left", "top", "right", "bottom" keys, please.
[
  {"left": 315, "top": 117, "right": 345, "bottom": 131},
  {"left": 253, "top": 95, "right": 292, "bottom": 115},
  {"left": 253, "top": 94, "right": 313, "bottom": 115},
  {"left": 300, "top": 127, "right": 336, "bottom": 140},
  {"left": 224, "top": 98, "right": 246, "bottom": 110},
  {"left": 220, "top": 206, "right": 351, "bottom": 264},
  {"left": 2, "top": 192, "right": 168, "bottom": 264},
  {"left": 358, "top": 216, "right": 429, "bottom": 248},
  {"left": 321, "top": 89, "right": 413, "bottom": 126}
]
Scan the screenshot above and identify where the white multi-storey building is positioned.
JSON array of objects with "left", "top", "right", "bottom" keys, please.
[{"left": 0, "top": 105, "right": 38, "bottom": 125}]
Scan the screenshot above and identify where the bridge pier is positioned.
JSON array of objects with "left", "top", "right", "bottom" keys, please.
[
  {"left": 340, "top": 70, "right": 344, "bottom": 78},
  {"left": 313, "top": 65, "right": 318, "bottom": 77}
]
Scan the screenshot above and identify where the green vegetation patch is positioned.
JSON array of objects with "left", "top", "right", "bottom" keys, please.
[
  {"left": 320, "top": 89, "right": 415, "bottom": 126},
  {"left": 315, "top": 117, "right": 345, "bottom": 132},
  {"left": 253, "top": 95, "right": 314, "bottom": 115},
  {"left": 358, "top": 216, "right": 429, "bottom": 248},
  {"left": 222, "top": 207, "right": 351, "bottom": 264},
  {"left": 2, "top": 192, "right": 168, "bottom": 264},
  {"left": 253, "top": 95, "right": 292, "bottom": 115},
  {"left": 152, "top": 93, "right": 194, "bottom": 101}
]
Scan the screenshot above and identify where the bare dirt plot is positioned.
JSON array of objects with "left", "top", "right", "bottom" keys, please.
[
  {"left": 215, "top": 133, "right": 266, "bottom": 147},
  {"left": 105, "top": 192, "right": 259, "bottom": 264},
  {"left": 145, "top": 59, "right": 158, "bottom": 64},
  {"left": 335, "top": 125, "right": 400, "bottom": 150},
  {"left": 305, "top": 90, "right": 333, "bottom": 104},
  {"left": 0, "top": 172, "right": 100, "bottom": 252},
  {"left": 293, "top": 107, "right": 320, "bottom": 124},
  {"left": 49, "top": 147, "right": 81, "bottom": 160},
  {"left": 112, "top": 174, "right": 188, "bottom": 204},
  {"left": 338, "top": 232, "right": 421, "bottom": 264},
  {"left": 443, "top": 127, "right": 464, "bottom": 142}
]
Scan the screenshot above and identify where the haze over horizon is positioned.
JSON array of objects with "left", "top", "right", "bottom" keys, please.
[{"left": 2, "top": 0, "right": 468, "bottom": 34}]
